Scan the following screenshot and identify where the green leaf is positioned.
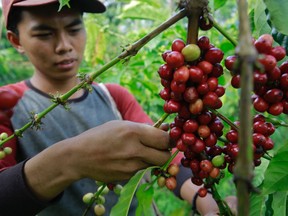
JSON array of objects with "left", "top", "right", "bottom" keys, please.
[
  {"left": 263, "top": 0, "right": 288, "bottom": 35},
  {"left": 213, "top": 0, "right": 228, "bottom": 11},
  {"left": 272, "top": 191, "right": 287, "bottom": 216},
  {"left": 110, "top": 167, "right": 154, "bottom": 216},
  {"left": 135, "top": 183, "right": 154, "bottom": 216},
  {"left": 58, "top": 0, "right": 70, "bottom": 10},
  {"left": 262, "top": 142, "right": 288, "bottom": 195},
  {"left": 119, "top": 1, "right": 169, "bottom": 21},
  {"left": 252, "top": 158, "right": 269, "bottom": 187},
  {"left": 249, "top": 191, "right": 266, "bottom": 216},
  {"left": 253, "top": 0, "right": 271, "bottom": 37}
]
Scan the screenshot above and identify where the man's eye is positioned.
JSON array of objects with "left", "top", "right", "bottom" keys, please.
[
  {"left": 34, "top": 33, "right": 52, "bottom": 37},
  {"left": 69, "top": 28, "right": 81, "bottom": 33}
]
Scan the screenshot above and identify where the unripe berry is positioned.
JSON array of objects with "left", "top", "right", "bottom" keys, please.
[
  {"left": 157, "top": 176, "right": 166, "bottom": 188},
  {"left": 113, "top": 184, "right": 123, "bottom": 195},
  {"left": 0, "top": 132, "right": 8, "bottom": 140},
  {"left": 3, "top": 147, "right": 12, "bottom": 155},
  {"left": 0, "top": 151, "right": 6, "bottom": 159},
  {"left": 181, "top": 44, "right": 201, "bottom": 62},
  {"left": 94, "top": 204, "right": 106, "bottom": 216},
  {"left": 82, "top": 192, "right": 94, "bottom": 204},
  {"left": 167, "top": 163, "right": 180, "bottom": 176}
]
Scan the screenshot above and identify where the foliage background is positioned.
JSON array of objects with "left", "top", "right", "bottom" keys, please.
[{"left": 1, "top": 0, "right": 288, "bottom": 215}]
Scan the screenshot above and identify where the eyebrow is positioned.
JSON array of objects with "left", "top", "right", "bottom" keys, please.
[{"left": 31, "top": 18, "right": 83, "bottom": 31}]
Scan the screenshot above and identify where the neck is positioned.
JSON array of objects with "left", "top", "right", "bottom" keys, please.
[{"left": 30, "top": 75, "right": 84, "bottom": 99}]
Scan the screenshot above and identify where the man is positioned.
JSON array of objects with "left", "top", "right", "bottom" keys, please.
[{"left": 0, "top": 0, "right": 236, "bottom": 215}]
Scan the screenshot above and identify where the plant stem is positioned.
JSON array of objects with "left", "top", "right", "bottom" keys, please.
[
  {"left": 153, "top": 113, "right": 170, "bottom": 128},
  {"left": 210, "top": 183, "right": 233, "bottom": 216},
  {"left": 82, "top": 184, "right": 107, "bottom": 216},
  {"left": 233, "top": 0, "right": 258, "bottom": 215},
  {"left": 208, "top": 108, "right": 239, "bottom": 131},
  {"left": 209, "top": 16, "right": 238, "bottom": 47}
]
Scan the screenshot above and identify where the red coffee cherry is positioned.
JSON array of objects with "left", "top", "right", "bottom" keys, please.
[
  {"left": 171, "top": 38, "right": 185, "bottom": 52},
  {"left": 198, "top": 187, "right": 208, "bottom": 197},
  {"left": 165, "top": 51, "right": 185, "bottom": 69},
  {"left": 165, "top": 176, "right": 177, "bottom": 190}
]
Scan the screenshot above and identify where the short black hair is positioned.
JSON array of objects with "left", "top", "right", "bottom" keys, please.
[{"left": 7, "top": 7, "right": 22, "bottom": 35}]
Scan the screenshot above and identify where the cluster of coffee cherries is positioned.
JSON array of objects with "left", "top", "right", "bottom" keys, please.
[
  {"left": 157, "top": 37, "right": 227, "bottom": 196},
  {"left": 223, "top": 114, "right": 275, "bottom": 173},
  {"left": 225, "top": 34, "right": 288, "bottom": 116},
  {"left": 82, "top": 182, "right": 123, "bottom": 216},
  {"left": 153, "top": 163, "right": 180, "bottom": 191}
]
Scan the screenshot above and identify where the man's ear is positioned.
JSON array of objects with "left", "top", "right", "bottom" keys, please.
[{"left": 6, "top": 30, "right": 25, "bottom": 54}]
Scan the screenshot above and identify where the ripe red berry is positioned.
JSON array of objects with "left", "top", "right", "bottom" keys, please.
[
  {"left": 191, "top": 138, "right": 206, "bottom": 153},
  {"left": 254, "top": 34, "right": 273, "bottom": 54},
  {"left": 165, "top": 176, "right": 177, "bottom": 190},
  {"left": 158, "top": 64, "right": 173, "bottom": 80},
  {"left": 173, "top": 66, "right": 190, "bottom": 83},
  {"left": 210, "top": 63, "right": 224, "bottom": 78},
  {"left": 225, "top": 55, "right": 237, "bottom": 71},
  {"left": 253, "top": 97, "right": 269, "bottom": 112},
  {"left": 270, "top": 46, "right": 286, "bottom": 61},
  {"left": 204, "top": 133, "right": 217, "bottom": 147},
  {"left": 258, "top": 54, "right": 277, "bottom": 72},
  {"left": 204, "top": 48, "right": 224, "bottom": 64},
  {"left": 183, "top": 119, "right": 199, "bottom": 133},
  {"left": 199, "top": 15, "right": 213, "bottom": 31},
  {"left": 181, "top": 133, "right": 197, "bottom": 145},
  {"left": 163, "top": 100, "right": 181, "bottom": 113},
  {"left": 268, "top": 102, "right": 283, "bottom": 116},
  {"left": 171, "top": 39, "right": 186, "bottom": 52},
  {"left": 207, "top": 77, "right": 218, "bottom": 92},
  {"left": 200, "top": 159, "right": 213, "bottom": 173},
  {"left": 226, "top": 130, "right": 238, "bottom": 143},
  {"left": 197, "top": 36, "right": 210, "bottom": 51},
  {"left": 159, "top": 88, "right": 170, "bottom": 100},
  {"left": 183, "top": 87, "right": 199, "bottom": 103},
  {"left": 231, "top": 75, "right": 241, "bottom": 88},
  {"left": 189, "top": 66, "right": 204, "bottom": 83},
  {"left": 197, "top": 60, "right": 213, "bottom": 75},
  {"left": 198, "top": 187, "right": 208, "bottom": 197},
  {"left": 202, "top": 92, "right": 219, "bottom": 108},
  {"left": 263, "top": 89, "right": 283, "bottom": 103},
  {"left": 165, "top": 51, "right": 185, "bottom": 69},
  {"left": 169, "top": 126, "right": 182, "bottom": 140},
  {"left": 280, "top": 73, "right": 288, "bottom": 90}
]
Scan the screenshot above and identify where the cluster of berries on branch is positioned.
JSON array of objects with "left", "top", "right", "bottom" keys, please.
[
  {"left": 157, "top": 37, "right": 227, "bottom": 196},
  {"left": 225, "top": 34, "right": 288, "bottom": 116}
]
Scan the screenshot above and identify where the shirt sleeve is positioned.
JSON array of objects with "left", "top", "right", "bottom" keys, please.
[
  {"left": 0, "top": 160, "right": 50, "bottom": 216},
  {"left": 105, "top": 83, "right": 153, "bottom": 124}
]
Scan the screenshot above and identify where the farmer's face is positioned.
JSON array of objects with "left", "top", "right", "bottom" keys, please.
[{"left": 14, "top": 4, "right": 87, "bottom": 81}]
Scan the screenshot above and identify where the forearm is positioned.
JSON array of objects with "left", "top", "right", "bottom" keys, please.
[{"left": 24, "top": 138, "right": 80, "bottom": 201}]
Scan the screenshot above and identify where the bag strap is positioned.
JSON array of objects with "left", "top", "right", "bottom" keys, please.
[{"left": 98, "top": 83, "right": 123, "bottom": 120}]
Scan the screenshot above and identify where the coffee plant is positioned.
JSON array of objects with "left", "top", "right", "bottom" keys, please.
[{"left": 1, "top": 0, "right": 288, "bottom": 215}]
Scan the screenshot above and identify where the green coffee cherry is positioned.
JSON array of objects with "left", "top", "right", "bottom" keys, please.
[{"left": 82, "top": 192, "right": 94, "bottom": 204}]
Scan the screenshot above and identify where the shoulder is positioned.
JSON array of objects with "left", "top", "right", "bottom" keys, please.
[
  {"left": 0, "top": 81, "right": 28, "bottom": 110},
  {"left": 0, "top": 81, "right": 28, "bottom": 96}
]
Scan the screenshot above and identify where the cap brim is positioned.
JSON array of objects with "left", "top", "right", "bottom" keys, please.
[{"left": 13, "top": 0, "right": 106, "bottom": 13}]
